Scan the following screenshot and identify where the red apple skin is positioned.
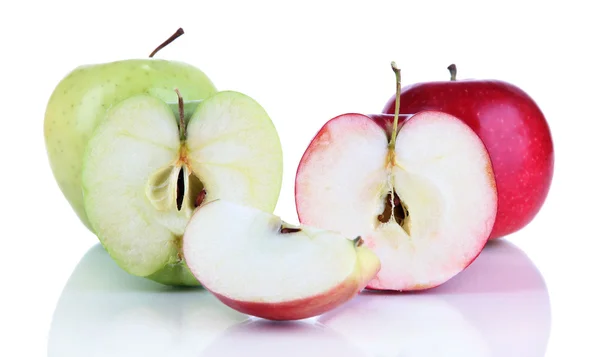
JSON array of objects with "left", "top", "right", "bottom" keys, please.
[
  {"left": 367, "top": 113, "right": 412, "bottom": 137},
  {"left": 207, "top": 276, "right": 367, "bottom": 321},
  {"left": 383, "top": 79, "right": 554, "bottom": 239}
]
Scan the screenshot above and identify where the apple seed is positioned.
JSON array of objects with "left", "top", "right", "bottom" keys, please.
[
  {"left": 377, "top": 190, "right": 410, "bottom": 235},
  {"left": 195, "top": 189, "right": 207, "bottom": 207}
]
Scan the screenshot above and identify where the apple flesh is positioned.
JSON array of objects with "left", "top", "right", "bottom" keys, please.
[
  {"left": 44, "top": 58, "right": 217, "bottom": 230},
  {"left": 382, "top": 67, "right": 554, "bottom": 238},
  {"left": 183, "top": 200, "right": 381, "bottom": 320},
  {"left": 295, "top": 111, "right": 497, "bottom": 291},
  {"left": 81, "top": 91, "right": 283, "bottom": 285}
]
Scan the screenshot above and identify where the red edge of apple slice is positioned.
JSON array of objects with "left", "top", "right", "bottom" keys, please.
[{"left": 182, "top": 199, "right": 381, "bottom": 320}]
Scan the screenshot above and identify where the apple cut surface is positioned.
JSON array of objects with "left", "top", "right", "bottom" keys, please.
[
  {"left": 183, "top": 200, "right": 380, "bottom": 320},
  {"left": 383, "top": 72, "right": 554, "bottom": 239},
  {"left": 295, "top": 111, "right": 497, "bottom": 291},
  {"left": 44, "top": 59, "right": 217, "bottom": 230},
  {"left": 81, "top": 91, "right": 282, "bottom": 284}
]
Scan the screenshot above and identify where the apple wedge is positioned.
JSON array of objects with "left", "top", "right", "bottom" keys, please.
[
  {"left": 81, "top": 90, "right": 283, "bottom": 285},
  {"left": 183, "top": 200, "right": 381, "bottom": 321},
  {"left": 295, "top": 63, "right": 497, "bottom": 291}
]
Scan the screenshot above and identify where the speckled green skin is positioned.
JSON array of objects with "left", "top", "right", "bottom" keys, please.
[{"left": 44, "top": 59, "right": 217, "bottom": 231}]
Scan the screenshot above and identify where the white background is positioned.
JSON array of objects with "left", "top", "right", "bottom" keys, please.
[{"left": 1, "top": 0, "right": 598, "bottom": 356}]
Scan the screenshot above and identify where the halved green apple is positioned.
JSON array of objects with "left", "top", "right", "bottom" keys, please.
[{"left": 81, "top": 91, "right": 283, "bottom": 285}]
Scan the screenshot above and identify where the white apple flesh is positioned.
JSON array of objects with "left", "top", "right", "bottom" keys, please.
[
  {"left": 295, "top": 110, "right": 497, "bottom": 291},
  {"left": 183, "top": 200, "right": 381, "bottom": 320},
  {"left": 45, "top": 62, "right": 216, "bottom": 231},
  {"left": 44, "top": 29, "right": 217, "bottom": 231},
  {"left": 81, "top": 91, "right": 283, "bottom": 285}
]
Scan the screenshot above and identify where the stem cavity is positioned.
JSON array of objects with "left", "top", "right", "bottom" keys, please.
[
  {"left": 149, "top": 28, "right": 185, "bottom": 58},
  {"left": 448, "top": 63, "right": 457, "bottom": 81}
]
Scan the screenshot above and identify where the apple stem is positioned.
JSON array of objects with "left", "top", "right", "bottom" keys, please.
[
  {"left": 353, "top": 236, "right": 364, "bottom": 247},
  {"left": 448, "top": 64, "right": 457, "bottom": 81},
  {"left": 149, "top": 28, "right": 185, "bottom": 58},
  {"left": 280, "top": 226, "right": 302, "bottom": 234},
  {"left": 389, "top": 62, "right": 401, "bottom": 150},
  {"left": 174, "top": 89, "right": 186, "bottom": 140}
]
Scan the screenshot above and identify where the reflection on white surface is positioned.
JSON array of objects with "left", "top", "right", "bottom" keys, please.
[
  {"left": 47, "top": 244, "right": 250, "bottom": 357},
  {"left": 199, "top": 320, "right": 365, "bottom": 357},
  {"left": 319, "top": 240, "right": 551, "bottom": 356},
  {"left": 48, "top": 240, "right": 550, "bottom": 357}
]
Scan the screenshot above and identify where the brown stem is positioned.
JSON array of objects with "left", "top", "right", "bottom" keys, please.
[
  {"left": 174, "top": 89, "right": 186, "bottom": 140},
  {"left": 149, "top": 28, "right": 185, "bottom": 58},
  {"left": 280, "top": 227, "right": 302, "bottom": 234},
  {"left": 389, "top": 62, "right": 401, "bottom": 149},
  {"left": 448, "top": 64, "right": 457, "bottom": 81},
  {"left": 353, "top": 236, "right": 364, "bottom": 247}
]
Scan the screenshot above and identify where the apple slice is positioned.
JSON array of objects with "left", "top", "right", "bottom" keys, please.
[
  {"left": 81, "top": 90, "right": 283, "bottom": 285},
  {"left": 183, "top": 200, "right": 381, "bottom": 321},
  {"left": 295, "top": 63, "right": 497, "bottom": 291}
]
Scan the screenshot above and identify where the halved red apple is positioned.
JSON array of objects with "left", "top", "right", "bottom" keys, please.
[{"left": 295, "top": 63, "right": 497, "bottom": 291}]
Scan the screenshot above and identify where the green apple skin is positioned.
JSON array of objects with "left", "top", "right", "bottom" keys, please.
[
  {"left": 147, "top": 262, "right": 201, "bottom": 287},
  {"left": 44, "top": 59, "right": 217, "bottom": 231}
]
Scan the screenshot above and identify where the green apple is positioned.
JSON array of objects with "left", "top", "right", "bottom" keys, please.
[
  {"left": 44, "top": 29, "right": 217, "bottom": 230},
  {"left": 81, "top": 90, "right": 283, "bottom": 285}
]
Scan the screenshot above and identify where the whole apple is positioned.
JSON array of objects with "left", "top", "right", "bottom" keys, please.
[
  {"left": 44, "top": 28, "right": 217, "bottom": 231},
  {"left": 382, "top": 64, "right": 554, "bottom": 239}
]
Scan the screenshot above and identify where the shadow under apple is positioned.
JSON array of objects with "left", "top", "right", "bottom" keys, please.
[
  {"left": 318, "top": 240, "right": 551, "bottom": 357},
  {"left": 47, "top": 244, "right": 249, "bottom": 357},
  {"left": 199, "top": 319, "right": 367, "bottom": 357}
]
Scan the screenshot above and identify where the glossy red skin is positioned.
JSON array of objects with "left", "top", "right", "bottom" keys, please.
[
  {"left": 383, "top": 80, "right": 554, "bottom": 239},
  {"left": 367, "top": 113, "right": 412, "bottom": 136},
  {"left": 207, "top": 276, "right": 364, "bottom": 321}
]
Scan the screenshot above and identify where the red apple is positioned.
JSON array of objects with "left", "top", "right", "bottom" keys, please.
[
  {"left": 295, "top": 63, "right": 498, "bottom": 291},
  {"left": 382, "top": 64, "right": 554, "bottom": 239}
]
